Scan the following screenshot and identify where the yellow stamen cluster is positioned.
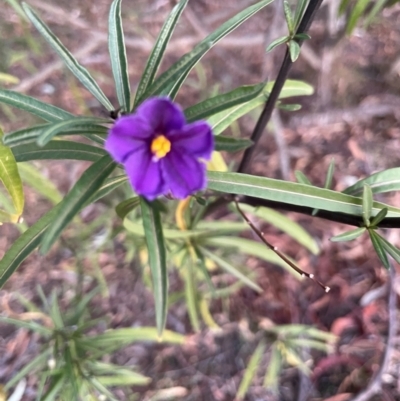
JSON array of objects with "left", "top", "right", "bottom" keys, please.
[{"left": 151, "top": 135, "right": 171, "bottom": 159}]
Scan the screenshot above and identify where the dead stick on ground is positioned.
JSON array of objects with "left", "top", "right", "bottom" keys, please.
[{"left": 351, "top": 262, "right": 398, "bottom": 401}]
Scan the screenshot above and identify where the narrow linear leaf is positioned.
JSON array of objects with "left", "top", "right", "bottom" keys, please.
[
  {"left": 324, "top": 158, "right": 335, "bottom": 189},
  {"left": 200, "top": 246, "right": 262, "bottom": 292},
  {"left": 283, "top": 0, "right": 295, "bottom": 33},
  {"left": 362, "top": 184, "right": 373, "bottom": 226},
  {"left": 294, "top": 0, "right": 309, "bottom": 29},
  {"left": 139, "top": 42, "right": 211, "bottom": 100},
  {"left": 204, "top": 236, "right": 301, "bottom": 277},
  {"left": 330, "top": 227, "right": 366, "bottom": 242},
  {"left": 346, "top": 0, "right": 371, "bottom": 34},
  {"left": 376, "top": 234, "right": 400, "bottom": 265},
  {"left": 12, "top": 141, "right": 107, "bottom": 162},
  {"left": 3, "top": 123, "right": 108, "bottom": 147},
  {"left": 294, "top": 33, "right": 311, "bottom": 40},
  {"left": 184, "top": 83, "right": 265, "bottom": 123},
  {"left": 115, "top": 196, "right": 140, "bottom": 219},
  {"left": 207, "top": 171, "right": 400, "bottom": 218},
  {"left": 288, "top": 40, "right": 301, "bottom": 62},
  {"left": 369, "top": 229, "right": 390, "bottom": 269},
  {"left": 277, "top": 103, "right": 301, "bottom": 111},
  {"left": 343, "top": 167, "right": 400, "bottom": 196},
  {"left": 184, "top": 253, "right": 200, "bottom": 331},
  {"left": 18, "top": 162, "right": 62, "bottom": 204},
  {"left": 214, "top": 136, "right": 253, "bottom": 152},
  {"left": 40, "top": 155, "right": 116, "bottom": 254},
  {"left": 36, "top": 117, "right": 111, "bottom": 147},
  {"left": 208, "top": 80, "right": 313, "bottom": 135},
  {"left": 295, "top": 170, "right": 312, "bottom": 185},
  {"left": 0, "top": 203, "right": 62, "bottom": 288},
  {"left": 264, "top": 343, "right": 283, "bottom": 389},
  {"left": 0, "top": 129, "right": 24, "bottom": 220},
  {"left": 237, "top": 340, "right": 266, "bottom": 400},
  {"left": 134, "top": 0, "right": 188, "bottom": 104},
  {"left": 266, "top": 36, "right": 289, "bottom": 53},
  {"left": 85, "top": 175, "right": 128, "bottom": 206},
  {"left": 370, "top": 207, "right": 388, "bottom": 227},
  {"left": 22, "top": 3, "right": 114, "bottom": 111},
  {"left": 140, "top": 198, "right": 168, "bottom": 335},
  {"left": 142, "top": 0, "right": 274, "bottom": 100},
  {"left": 109, "top": 0, "right": 131, "bottom": 111},
  {"left": 0, "top": 89, "right": 73, "bottom": 122}
]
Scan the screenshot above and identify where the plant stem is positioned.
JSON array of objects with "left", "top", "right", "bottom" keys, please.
[{"left": 237, "top": 0, "right": 324, "bottom": 174}]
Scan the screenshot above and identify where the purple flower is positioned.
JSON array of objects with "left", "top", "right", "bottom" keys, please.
[{"left": 105, "top": 97, "right": 214, "bottom": 201}]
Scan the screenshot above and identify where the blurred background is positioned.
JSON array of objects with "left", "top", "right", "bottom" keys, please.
[{"left": 0, "top": 1, "right": 400, "bottom": 400}]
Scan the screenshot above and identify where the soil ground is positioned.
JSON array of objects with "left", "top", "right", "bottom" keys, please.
[{"left": 0, "top": 1, "right": 400, "bottom": 400}]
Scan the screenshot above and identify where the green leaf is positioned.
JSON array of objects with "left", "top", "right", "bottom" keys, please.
[
  {"left": 343, "top": 167, "right": 400, "bottom": 196},
  {"left": 283, "top": 0, "right": 295, "bottom": 34},
  {"left": 139, "top": 42, "right": 211, "bottom": 100},
  {"left": 0, "top": 316, "right": 52, "bottom": 336},
  {"left": 238, "top": 204, "right": 319, "bottom": 254},
  {"left": 295, "top": 170, "right": 312, "bottom": 185},
  {"left": 124, "top": 219, "right": 246, "bottom": 240},
  {"left": 207, "top": 171, "right": 400, "bottom": 217},
  {"left": 143, "top": 0, "right": 274, "bottom": 100},
  {"left": 81, "top": 327, "right": 184, "bottom": 354},
  {"left": 18, "top": 162, "right": 62, "bottom": 204},
  {"left": 346, "top": 0, "right": 371, "bottom": 34},
  {"left": 0, "top": 129, "right": 24, "bottom": 221},
  {"left": 0, "top": 203, "right": 62, "bottom": 289},
  {"left": 288, "top": 40, "right": 301, "bottom": 62},
  {"left": 236, "top": 340, "right": 266, "bottom": 400},
  {"left": 4, "top": 123, "right": 108, "bottom": 146},
  {"left": 208, "top": 80, "right": 313, "bottom": 135},
  {"left": 0, "top": 89, "right": 74, "bottom": 122},
  {"left": 22, "top": 3, "right": 114, "bottom": 111},
  {"left": 108, "top": 0, "right": 131, "bottom": 111},
  {"left": 330, "top": 227, "right": 366, "bottom": 242},
  {"left": 4, "top": 349, "right": 51, "bottom": 391},
  {"left": 324, "top": 158, "right": 335, "bottom": 189},
  {"left": 362, "top": 184, "right": 373, "bottom": 226},
  {"left": 134, "top": 0, "right": 188, "bottom": 104},
  {"left": 370, "top": 207, "right": 388, "bottom": 227},
  {"left": 364, "top": 0, "right": 388, "bottom": 28},
  {"left": 215, "top": 136, "right": 253, "bottom": 152},
  {"left": 85, "top": 174, "right": 128, "bottom": 206},
  {"left": 294, "top": 33, "right": 311, "bottom": 41},
  {"left": 377, "top": 234, "right": 400, "bottom": 265},
  {"left": 200, "top": 246, "right": 262, "bottom": 292},
  {"left": 264, "top": 343, "right": 283, "bottom": 389},
  {"left": 36, "top": 117, "right": 111, "bottom": 147},
  {"left": 277, "top": 103, "right": 301, "bottom": 111},
  {"left": 40, "top": 374, "right": 65, "bottom": 401},
  {"left": 140, "top": 198, "right": 168, "bottom": 335},
  {"left": 184, "top": 83, "right": 265, "bottom": 123},
  {"left": 204, "top": 236, "right": 301, "bottom": 277},
  {"left": 40, "top": 155, "right": 116, "bottom": 254},
  {"left": 369, "top": 229, "right": 390, "bottom": 269},
  {"left": 293, "top": 0, "right": 309, "bottom": 29},
  {"left": 115, "top": 196, "right": 140, "bottom": 219},
  {"left": 184, "top": 253, "right": 200, "bottom": 331},
  {"left": 266, "top": 36, "right": 289, "bottom": 53},
  {"left": 12, "top": 141, "right": 107, "bottom": 163}
]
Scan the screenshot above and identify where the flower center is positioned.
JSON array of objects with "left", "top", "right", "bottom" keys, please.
[{"left": 151, "top": 135, "right": 171, "bottom": 159}]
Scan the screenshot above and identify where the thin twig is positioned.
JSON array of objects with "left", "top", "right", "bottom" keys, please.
[
  {"left": 351, "top": 262, "right": 398, "bottom": 401},
  {"left": 237, "top": 0, "right": 324, "bottom": 174},
  {"left": 234, "top": 198, "right": 330, "bottom": 292}
]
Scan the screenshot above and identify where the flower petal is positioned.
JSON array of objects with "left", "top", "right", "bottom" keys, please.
[
  {"left": 136, "top": 97, "right": 185, "bottom": 133},
  {"left": 163, "top": 150, "right": 206, "bottom": 199},
  {"left": 168, "top": 121, "right": 214, "bottom": 160},
  {"left": 124, "top": 148, "right": 167, "bottom": 200},
  {"left": 105, "top": 115, "right": 152, "bottom": 163}
]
